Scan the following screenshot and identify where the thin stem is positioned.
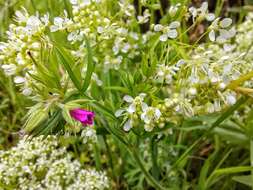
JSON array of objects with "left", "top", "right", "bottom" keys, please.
[
  {"left": 172, "top": 96, "right": 248, "bottom": 169},
  {"left": 150, "top": 136, "right": 159, "bottom": 180},
  {"left": 93, "top": 143, "right": 102, "bottom": 170},
  {"left": 102, "top": 135, "right": 116, "bottom": 181},
  {"left": 131, "top": 147, "right": 167, "bottom": 190},
  {"left": 250, "top": 139, "right": 253, "bottom": 189}
]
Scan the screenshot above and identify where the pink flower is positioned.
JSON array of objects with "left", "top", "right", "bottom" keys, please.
[{"left": 70, "top": 109, "right": 95, "bottom": 126}]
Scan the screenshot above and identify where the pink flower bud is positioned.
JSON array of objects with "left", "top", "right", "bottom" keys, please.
[{"left": 70, "top": 109, "right": 95, "bottom": 126}]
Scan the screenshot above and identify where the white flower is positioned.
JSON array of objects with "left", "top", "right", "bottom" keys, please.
[
  {"left": 226, "top": 94, "right": 236, "bottom": 105},
  {"left": 1, "top": 64, "right": 16, "bottom": 76},
  {"left": 50, "top": 14, "right": 72, "bottom": 32},
  {"left": 81, "top": 127, "right": 97, "bottom": 143},
  {"left": 22, "top": 88, "right": 32, "bottom": 96},
  {"left": 189, "top": 2, "right": 215, "bottom": 22},
  {"left": 50, "top": 17, "right": 64, "bottom": 32},
  {"left": 154, "top": 24, "right": 163, "bottom": 32},
  {"left": 14, "top": 76, "right": 26, "bottom": 84},
  {"left": 123, "top": 119, "right": 133, "bottom": 131},
  {"left": 209, "top": 18, "right": 235, "bottom": 43},
  {"left": 220, "top": 18, "right": 233, "bottom": 28},
  {"left": 67, "top": 30, "right": 83, "bottom": 42},
  {"left": 141, "top": 106, "right": 161, "bottom": 124},
  {"left": 209, "top": 29, "right": 216, "bottom": 42},
  {"left": 92, "top": 73, "right": 103, "bottom": 86},
  {"left": 137, "top": 9, "right": 150, "bottom": 24},
  {"left": 169, "top": 3, "right": 181, "bottom": 17},
  {"left": 14, "top": 8, "right": 29, "bottom": 23},
  {"left": 159, "top": 34, "right": 168, "bottom": 42},
  {"left": 26, "top": 16, "right": 42, "bottom": 33},
  {"left": 156, "top": 21, "right": 180, "bottom": 42},
  {"left": 156, "top": 64, "right": 179, "bottom": 84}
]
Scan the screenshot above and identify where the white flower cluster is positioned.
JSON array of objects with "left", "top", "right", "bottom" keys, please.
[
  {"left": 0, "top": 8, "right": 49, "bottom": 96},
  {"left": 155, "top": 59, "right": 185, "bottom": 84},
  {"left": 208, "top": 17, "right": 236, "bottom": 43},
  {"left": 50, "top": 0, "right": 141, "bottom": 70},
  {"left": 151, "top": 14, "right": 253, "bottom": 119},
  {"left": 81, "top": 127, "right": 97, "bottom": 144},
  {"left": 153, "top": 21, "right": 180, "bottom": 42},
  {"left": 189, "top": 2, "right": 215, "bottom": 22},
  {"left": 0, "top": 136, "right": 109, "bottom": 190},
  {"left": 115, "top": 93, "right": 164, "bottom": 132}
]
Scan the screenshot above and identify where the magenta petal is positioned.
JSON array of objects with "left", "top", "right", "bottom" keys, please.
[{"left": 70, "top": 109, "right": 95, "bottom": 126}]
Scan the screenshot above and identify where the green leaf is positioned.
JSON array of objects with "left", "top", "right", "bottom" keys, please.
[
  {"left": 212, "top": 166, "right": 253, "bottom": 176},
  {"left": 24, "top": 108, "right": 48, "bottom": 133},
  {"left": 82, "top": 36, "right": 95, "bottom": 92},
  {"left": 55, "top": 46, "right": 82, "bottom": 91},
  {"left": 233, "top": 175, "right": 253, "bottom": 187}
]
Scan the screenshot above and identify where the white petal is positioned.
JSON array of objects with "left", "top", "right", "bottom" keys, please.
[
  {"left": 216, "top": 35, "right": 226, "bottom": 43},
  {"left": 50, "top": 25, "right": 59, "bottom": 32},
  {"left": 70, "top": 0, "right": 78, "bottom": 4},
  {"left": 206, "top": 13, "right": 215, "bottom": 21},
  {"left": 228, "top": 27, "right": 236, "bottom": 38},
  {"left": 167, "top": 29, "right": 178, "bottom": 39},
  {"left": 209, "top": 30, "right": 216, "bottom": 42},
  {"left": 159, "top": 34, "right": 168, "bottom": 42},
  {"left": 123, "top": 95, "right": 134, "bottom": 102},
  {"left": 169, "top": 21, "right": 180, "bottom": 29},
  {"left": 127, "top": 103, "right": 136, "bottom": 113},
  {"left": 219, "top": 29, "right": 230, "bottom": 39},
  {"left": 139, "top": 93, "right": 146, "bottom": 99},
  {"left": 123, "top": 119, "right": 132, "bottom": 131},
  {"left": 220, "top": 18, "right": 232, "bottom": 28},
  {"left": 189, "top": 7, "right": 197, "bottom": 17},
  {"left": 115, "top": 109, "right": 125, "bottom": 117},
  {"left": 200, "top": 2, "right": 208, "bottom": 13},
  {"left": 143, "top": 114, "right": 150, "bottom": 124},
  {"left": 154, "top": 24, "right": 163, "bottom": 32},
  {"left": 97, "top": 26, "right": 104, "bottom": 34},
  {"left": 155, "top": 108, "right": 161, "bottom": 118},
  {"left": 141, "top": 103, "right": 148, "bottom": 111},
  {"left": 223, "top": 44, "right": 235, "bottom": 52},
  {"left": 14, "top": 76, "right": 25, "bottom": 84},
  {"left": 22, "top": 88, "right": 32, "bottom": 96},
  {"left": 54, "top": 17, "right": 64, "bottom": 26},
  {"left": 67, "top": 32, "right": 76, "bottom": 41},
  {"left": 176, "top": 59, "right": 185, "bottom": 67},
  {"left": 226, "top": 95, "right": 236, "bottom": 105}
]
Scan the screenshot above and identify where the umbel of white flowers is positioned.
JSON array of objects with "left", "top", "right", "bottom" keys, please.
[{"left": 0, "top": 136, "right": 109, "bottom": 190}]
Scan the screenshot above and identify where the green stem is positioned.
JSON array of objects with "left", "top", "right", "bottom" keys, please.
[
  {"left": 102, "top": 135, "right": 116, "bottom": 181},
  {"left": 150, "top": 136, "right": 159, "bottom": 180},
  {"left": 131, "top": 147, "right": 167, "bottom": 190},
  {"left": 93, "top": 143, "right": 102, "bottom": 170},
  {"left": 172, "top": 96, "right": 248, "bottom": 169},
  {"left": 250, "top": 139, "right": 253, "bottom": 189}
]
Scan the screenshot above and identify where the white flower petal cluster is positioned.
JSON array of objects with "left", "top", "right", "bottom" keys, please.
[
  {"left": 0, "top": 136, "right": 109, "bottom": 190},
  {"left": 115, "top": 93, "right": 163, "bottom": 132},
  {"left": 156, "top": 60, "right": 185, "bottom": 84},
  {"left": 0, "top": 9, "right": 49, "bottom": 96},
  {"left": 141, "top": 107, "right": 161, "bottom": 131},
  {"left": 209, "top": 18, "right": 236, "bottom": 43},
  {"left": 137, "top": 9, "right": 150, "bottom": 24},
  {"left": 151, "top": 14, "right": 253, "bottom": 119},
  {"left": 169, "top": 3, "right": 181, "bottom": 17},
  {"left": 154, "top": 21, "right": 180, "bottom": 42},
  {"left": 81, "top": 127, "right": 97, "bottom": 144},
  {"left": 189, "top": 2, "right": 215, "bottom": 22}
]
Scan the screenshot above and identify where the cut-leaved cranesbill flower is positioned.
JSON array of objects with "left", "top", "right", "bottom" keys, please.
[{"left": 70, "top": 109, "right": 95, "bottom": 126}]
